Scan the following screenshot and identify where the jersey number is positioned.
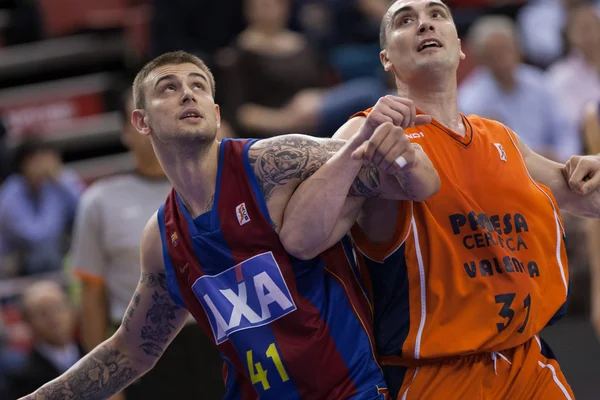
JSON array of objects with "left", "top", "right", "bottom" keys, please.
[
  {"left": 495, "top": 292, "right": 531, "bottom": 333},
  {"left": 247, "top": 343, "right": 290, "bottom": 390}
]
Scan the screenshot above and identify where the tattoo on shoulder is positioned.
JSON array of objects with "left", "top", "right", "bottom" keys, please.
[
  {"left": 30, "top": 347, "right": 138, "bottom": 399},
  {"left": 248, "top": 136, "right": 345, "bottom": 201}
]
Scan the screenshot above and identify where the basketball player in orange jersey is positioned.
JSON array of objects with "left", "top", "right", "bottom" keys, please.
[
  {"left": 19, "top": 51, "right": 441, "bottom": 400},
  {"left": 281, "top": 1, "right": 600, "bottom": 399}
]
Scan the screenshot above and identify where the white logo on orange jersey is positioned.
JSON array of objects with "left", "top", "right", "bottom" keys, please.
[{"left": 494, "top": 143, "right": 507, "bottom": 162}]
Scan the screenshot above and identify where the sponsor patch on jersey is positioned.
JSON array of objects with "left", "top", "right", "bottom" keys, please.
[
  {"left": 236, "top": 202, "right": 251, "bottom": 226},
  {"left": 192, "top": 252, "right": 296, "bottom": 344},
  {"left": 494, "top": 143, "right": 507, "bottom": 162}
]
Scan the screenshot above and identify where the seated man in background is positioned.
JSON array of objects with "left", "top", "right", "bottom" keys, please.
[
  {"left": 0, "top": 139, "right": 83, "bottom": 277},
  {"left": 458, "top": 15, "right": 574, "bottom": 162},
  {"left": 8, "top": 281, "right": 83, "bottom": 399}
]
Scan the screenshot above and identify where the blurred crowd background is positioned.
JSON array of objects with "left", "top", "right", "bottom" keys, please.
[{"left": 0, "top": 0, "right": 599, "bottom": 399}]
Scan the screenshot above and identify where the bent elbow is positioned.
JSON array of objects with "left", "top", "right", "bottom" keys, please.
[{"left": 279, "top": 227, "right": 320, "bottom": 261}]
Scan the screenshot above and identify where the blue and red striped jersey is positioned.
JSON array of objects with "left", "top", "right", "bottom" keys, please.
[{"left": 157, "top": 138, "right": 387, "bottom": 400}]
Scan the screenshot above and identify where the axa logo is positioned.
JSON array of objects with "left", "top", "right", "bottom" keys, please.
[
  {"left": 192, "top": 252, "right": 296, "bottom": 344},
  {"left": 494, "top": 143, "right": 507, "bottom": 162},
  {"left": 236, "top": 203, "right": 251, "bottom": 226}
]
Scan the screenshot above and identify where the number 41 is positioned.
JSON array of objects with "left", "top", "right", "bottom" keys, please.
[{"left": 247, "top": 343, "right": 290, "bottom": 390}]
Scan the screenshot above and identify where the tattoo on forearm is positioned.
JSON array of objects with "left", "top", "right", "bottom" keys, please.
[
  {"left": 349, "top": 166, "right": 383, "bottom": 198},
  {"left": 348, "top": 166, "right": 416, "bottom": 200},
  {"left": 248, "top": 136, "right": 345, "bottom": 201},
  {"left": 28, "top": 346, "right": 139, "bottom": 399},
  {"left": 393, "top": 170, "right": 415, "bottom": 200}
]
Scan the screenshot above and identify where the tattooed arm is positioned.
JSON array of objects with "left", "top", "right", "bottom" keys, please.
[
  {"left": 20, "top": 215, "right": 190, "bottom": 400},
  {"left": 276, "top": 114, "right": 438, "bottom": 259}
]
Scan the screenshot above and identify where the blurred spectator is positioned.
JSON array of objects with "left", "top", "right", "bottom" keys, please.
[
  {"left": 546, "top": 1, "right": 600, "bottom": 150},
  {"left": 582, "top": 101, "right": 600, "bottom": 340},
  {"left": 517, "top": 0, "right": 600, "bottom": 67},
  {"left": 71, "top": 90, "right": 225, "bottom": 400},
  {"left": 296, "top": 0, "right": 387, "bottom": 80},
  {"left": 0, "top": 139, "right": 83, "bottom": 277},
  {"left": 219, "top": 0, "right": 385, "bottom": 138},
  {"left": 7, "top": 281, "right": 83, "bottom": 399},
  {"left": 0, "top": 119, "right": 10, "bottom": 183},
  {"left": 0, "top": 315, "right": 8, "bottom": 400},
  {"left": 3, "top": 0, "right": 45, "bottom": 45},
  {"left": 150, "top": 0, "right": 244, "bottom": 64},
  {"left": 459, "top": 15, "right": 575, "bottom": 161}
]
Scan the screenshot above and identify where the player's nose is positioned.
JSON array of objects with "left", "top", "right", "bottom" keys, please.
[
  {"left": 180, "top": 87, "right": 196, "bottom": 105},
  {"left": 418, "top": 21, "right": 435, "bottom": 34}
]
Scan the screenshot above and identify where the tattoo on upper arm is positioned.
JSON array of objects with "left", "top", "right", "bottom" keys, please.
[
  {"left": 139, "top": 292, "right": 179, "bottom": 357},
  {"left": 30, "top": 346, "right": 138, "bottom": 399},
  {"left": 121, "top": 272, "right": 179, "bottom": 358},
  {"left": 140, "top": 272, "right": 167, "bottom": 291},
  {"left": 248, "top": 136, "right": 345, "bottom": 201}
]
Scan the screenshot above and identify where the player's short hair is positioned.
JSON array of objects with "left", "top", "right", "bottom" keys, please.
[
  {"left": 380, "top": 0, "right": 453, "bottom": 50},
  {"left": 132, "top": 51, "right": 216, "bottom": 109},
  {"left": 467, "top": 15, "right": 518, "bottom": 55}
]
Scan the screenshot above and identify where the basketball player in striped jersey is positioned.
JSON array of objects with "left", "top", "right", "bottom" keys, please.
[
  {"left": 282, "top": 1, "right": 600, "bottom": 399},
  {"left": 20, "top": 51, "right": 441, "bottom": 400}
]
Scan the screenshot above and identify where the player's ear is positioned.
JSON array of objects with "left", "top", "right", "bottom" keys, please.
[
  {"left": 215, "top": 104, "right": 221, "bottom": 129},
  {"left": 132, "top": 109, "right": 151, "bottom": 136},
  {"left": 458, "top": 39, "right": 466, "bottom": 60},
  {"left": 381, "top": 50, "right": 393, "bottom": 71}
]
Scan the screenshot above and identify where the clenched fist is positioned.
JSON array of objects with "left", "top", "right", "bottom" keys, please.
[
  {"left": 563, "top": 155, "right": 600, "bottom": 194},
  {"left": 348, "top": 96, "right": 431, "bottom": 174}
]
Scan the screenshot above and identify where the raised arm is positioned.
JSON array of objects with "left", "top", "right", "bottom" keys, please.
[
  {"left": 581, "top": 103, "right": 600, "bottom": 339},
  {"left": 21, "top": 215, "right": 190, "bottom": 400},
  {"left": 514, "top": 131, "right": 600, "bottom": 218},
  {"left": 278, "top": 96, "right": 440, "bottom": 259}
]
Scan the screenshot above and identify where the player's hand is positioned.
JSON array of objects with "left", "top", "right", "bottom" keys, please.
[
  {"left": 351, "top": 122, "right": 417, "bottom": 174},
  {"left": 563, "top": 155, "right": 600, "bottom": 194},
  {"left": 363, "top": 95, "right": 432, "bottom": 134}
]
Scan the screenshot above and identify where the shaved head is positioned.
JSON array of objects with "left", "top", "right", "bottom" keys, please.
[{"left": 380, "top": 0, "right": 453, "bottom": 49}]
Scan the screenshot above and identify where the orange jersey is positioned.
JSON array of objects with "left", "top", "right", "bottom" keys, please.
[{"left": 351, "top": 108, "right": 569, "bottom": 366}]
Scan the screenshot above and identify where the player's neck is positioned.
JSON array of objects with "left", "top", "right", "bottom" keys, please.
[
  {"left": 397, "top": 74, "right": 464, "bottom": 136},
  {"left": 133, "top": 154, "right": 165, "bottom": 179},
  {"left": 158, "top": 140, "right": 219, "bottom": 218}
]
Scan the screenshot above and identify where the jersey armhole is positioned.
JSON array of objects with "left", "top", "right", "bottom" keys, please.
[
  {"left": 242, "top": 139, "right": 275, "bottom": 227},
  {"left": 350, "top": 202, "right": 413, "bottom": 263},
  {"left": 501, "top": 123, "right": 566, "bottom": 236},
  {"left": 157, "top": 205, "right": 186, "bottom": 309}
]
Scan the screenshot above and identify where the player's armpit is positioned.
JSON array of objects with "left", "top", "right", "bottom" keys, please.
[{"left": 19, "top": 215, "right": 190, "bottom": 400}]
